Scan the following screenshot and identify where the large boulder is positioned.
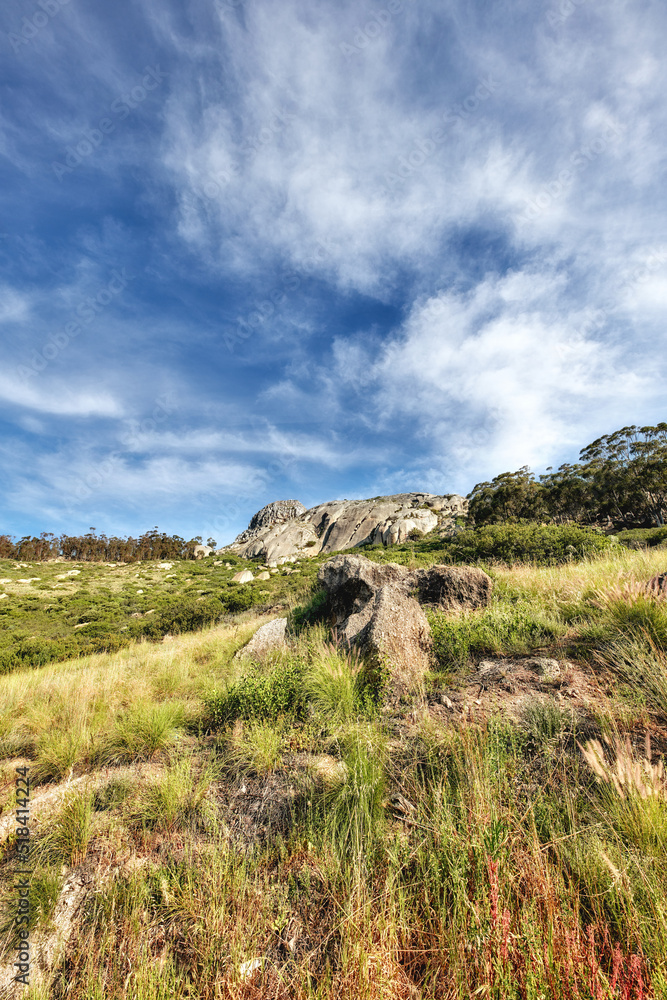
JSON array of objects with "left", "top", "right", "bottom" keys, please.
[
  {"left": 357, "top": 583, "right": 432, "bottom": 699},
  {"left": 314, "top": 554, "right": 493, "bottom": 701},
  {"left": 222, "top": 492, "right": 468, "bottom": 564},
  {"left": 407, "top": 565, "right": 493, "bottom": 610}
]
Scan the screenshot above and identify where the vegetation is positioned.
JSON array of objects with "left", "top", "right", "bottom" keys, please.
[
  {"left": 468, "top": 422, "right": 667, "bottom": 528},
  {"left": 0, "top": 543, "right": 666, "bottom": 997},
  {"left": 0, "top": 526, "right": 216, "bottom": 562}
]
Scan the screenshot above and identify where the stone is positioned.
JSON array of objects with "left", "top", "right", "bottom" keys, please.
[
  {"left": 357, "top": 583, "right": 432, "bottom": 699},
  {"left": 221, "top": 492, "right": 468, "bottom": 564},
  {"left": 256, "top": 571, "right": 271, "bottom": 581},
  {"left": 407, "top": 564, "right": 493, "bottom": 610},
  {"left": 232, "top": 570, "right": 254, "bottom": 584},
  {"left": 236, "top": 618, "right": 288, "bottom": 659},
  {"left": 194, "top": 545, "right": 214, "bottom": 558},
  {"left": 317, "top": 554, "right": 409, "bottom": 625},
  {"left": 526, "top": 657, "right": 561, "bottom": 682},
  {"left": 646, "top": 571, "right": 667, "bottom": 598}
]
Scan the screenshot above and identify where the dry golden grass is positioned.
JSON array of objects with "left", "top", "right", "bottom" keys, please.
[{"left": 493, "top": 544, "right": 667, "bottom": 604}]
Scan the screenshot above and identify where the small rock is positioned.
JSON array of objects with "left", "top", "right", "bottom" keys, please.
[
  {"left": 441, "top": 695, "right": 455, "bottom": 711},
  {"left": 256, "top": 571, "right": 271, "bottom": 581},
  {"left": 238, "top": 958, "right": 262, "bottom": 981},
  {"left": 526, "top": 657, "right": 561, "bottom": 682}
]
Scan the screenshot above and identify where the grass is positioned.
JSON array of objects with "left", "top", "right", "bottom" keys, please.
[{"left": 0, "top": 544, "right": 666, "bottom": 997}]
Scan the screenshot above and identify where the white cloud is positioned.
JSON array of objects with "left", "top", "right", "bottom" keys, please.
[{"left": 0, "top": 375, "right": 124, "bottom": 418}]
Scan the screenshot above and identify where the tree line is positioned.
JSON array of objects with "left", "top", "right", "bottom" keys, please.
[
  {"left": 467, "top": 423, "right": 667, "bottom": 528},
  {"left": 0, "top": 528, "right": 210, "bottom": 562}
]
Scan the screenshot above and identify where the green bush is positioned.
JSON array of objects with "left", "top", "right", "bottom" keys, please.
[
  {"left": 204, "top": 660, "right": 307, "bottom": 727},
  {"left": 427, "top": 599, "right": 565, "bottom": 668},
  {"left": 222, "top": 586, "right": 257, "bottom": 614},
  {"left": 446, "top": 522, "right": 612, "bottom": 565},
  {"left": 288, "top": 589, "right": 328, "bottom": 632}
]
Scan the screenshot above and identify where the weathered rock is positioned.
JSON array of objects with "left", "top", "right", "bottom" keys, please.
[
  {"left": 222, "top": 492, "right": 468, "bottom": 563},
  {"left": 241, "top": 520, "right": 319, "bottom": 562},
  {"left": 317, "top": 554, "right": 409, "bottom": 624},
  {"left": 407, "top": 564, "right": 493, "bottom": 610},
  {"left": 357, "top": 583, "right": 432, "bottom": 699},
  {"left": 256, "top": 571, "right": 271, "bottom": 581},
  {"left": 525, "top": 657, "right": 562, "bottom": 681},
  {"left": 236, "top": 618, "right": 288, "bottom": 659},
  {"left": 232, "top": 570, "right": 255, "bottom": 584},
  {"left": 194, "top": 545, "right": 214, "bottom": 558},
  {"left": 646, "top": 571, "right": 667, "bottom": 598},
  {"left": 234, "top": 500, "right": 307, "bottom": 545}
]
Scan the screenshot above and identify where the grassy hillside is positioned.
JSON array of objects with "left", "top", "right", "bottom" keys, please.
[
  {"left": 0, "top": 543, "right": 666, "bottom": 997},
  {"left": 0, "top": 522, "right": 630, "bottom": 676}
]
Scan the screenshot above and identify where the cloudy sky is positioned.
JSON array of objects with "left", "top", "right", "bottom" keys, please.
[{"left": 1, "top": 0, "right": 665, "bottom": 544}]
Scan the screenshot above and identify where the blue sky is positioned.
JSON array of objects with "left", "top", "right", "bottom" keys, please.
[{"left": 1, "top": 0, "right": 665, "bottom": 546}]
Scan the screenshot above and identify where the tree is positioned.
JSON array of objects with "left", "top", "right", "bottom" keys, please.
[
  {"left": 578, "top": 423, "right": 667, "bottom": 526},
  {"left": 467, "top": 467, "right": 549, "bottom": 525},
  {"left": 539, "top": 463, "right": 596, "bottom": 524}
]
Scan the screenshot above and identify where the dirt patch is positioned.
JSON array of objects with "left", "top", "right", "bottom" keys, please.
[
  {"left": 427, "top": 655, "right": 606, "bottom": 725},
  {"left": 212, "top": 755, "right": 313, "bottom": 849}
]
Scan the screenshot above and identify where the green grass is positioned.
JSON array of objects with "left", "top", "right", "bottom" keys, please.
[
  {"left": 1, "top": 545, "right": 667, "bottom": 997},
  {"left": 92, "top": 703, "right": 185, "bottom": 766},
  {"left": 427, "top": 596, "right": 566, "bottom": 669}
]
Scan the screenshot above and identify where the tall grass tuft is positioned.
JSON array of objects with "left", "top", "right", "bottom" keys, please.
[
  {"left": 304, "top": 642, "right": 363, "bottom": 722},
  {"left": 38, "top": 791, "right": 93, "bottom": 866},
  {"left": 321, "top": 725, "right": 387, "bottom": 865},
  {"left": 92, "top": 703, "right": 184, "bottom": 765}
]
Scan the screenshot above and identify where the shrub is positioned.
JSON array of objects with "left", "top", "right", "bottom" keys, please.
[
  {"left": 446, "top": 522, "right": 612, "bottom": 565},
  {"left": 204, "top": 660, "right": 306, "bottom": 727},
  {"left": 223, "top": 586, "right": 257, "bottom": 614},
  {"left": 427, "top": 600, "right": 565, "bottom": 669}
]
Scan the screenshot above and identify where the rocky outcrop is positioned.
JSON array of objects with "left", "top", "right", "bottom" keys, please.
[
  {"left": 316, "top": 554, "right": 493, "bottom": 700},
  {"left": 223, "top": 492, "right": 467, "bottom": 564},
  {"left": 236, "top": 618, "right": 288, "bottom": 659},
  {"left": 408, "top": 564, "right": 494, "bottom": 610},
  {"left": 232, "top": 500, "right": 307, "bottom": 546},
  {"left": 194, "top": 545, "right": 214, "bottom": 558}
]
